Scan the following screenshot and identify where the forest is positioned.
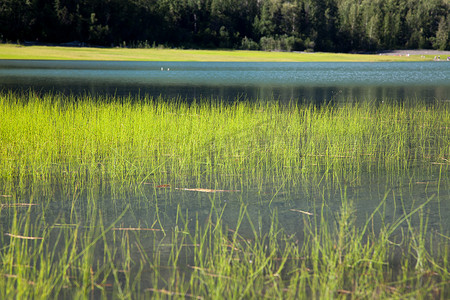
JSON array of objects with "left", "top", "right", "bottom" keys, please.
[{"left": 1, "top": 0, "right": 449, "bottom": 52}]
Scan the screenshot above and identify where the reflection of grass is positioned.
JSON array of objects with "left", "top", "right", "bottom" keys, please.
[
  {"left": 0, "top": 44, "right": 431, "bottom": 62},
  {"left": 0, "top": 92, "right": 449, "bottom": 298}
]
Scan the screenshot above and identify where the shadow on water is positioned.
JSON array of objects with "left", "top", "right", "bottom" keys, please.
[{"left": 1, "top": 60, "right": 449, "bottom": 104}]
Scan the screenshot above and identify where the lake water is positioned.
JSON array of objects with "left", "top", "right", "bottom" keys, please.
[
  {"left": 1, "top": 59, "right": 449, "bottom": 232},
  {"left": 1, "top": 59, "right": 449, "bottom": 296},
  {"left": 1, "top": 60, "right": 449, "bottom": 102}
]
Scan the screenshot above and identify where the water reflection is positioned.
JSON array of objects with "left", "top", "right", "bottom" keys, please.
[{"left": 1, "top": 60, "right": 449, "bottom": 103}]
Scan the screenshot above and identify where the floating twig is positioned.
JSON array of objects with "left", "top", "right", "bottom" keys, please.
[
  {"left": 3, "top": 274, "right": 35, "bottom": 285},
  {"left": 176, "top": 188, "right": 240, "bottom": 193},
  {"left": 290, "top": 209, "right": 313, "bottom": 216},
  {"left": 188, "top": 265, "right": 232, "bottom": 279},
  {"left": 112, "top": 227, "right": 161, "bottom": 231},
  {"left": 159, "top": 244, "right": 200, "bottom": 247},
  {"left": 0, "top": 203, "right": 38, "bottom": 208},
  {"left": 5, "top": 233, "right": 43, "bottom": 240},
  {"left": 146, "top": 288, "right": 203, "bottom": 300}
]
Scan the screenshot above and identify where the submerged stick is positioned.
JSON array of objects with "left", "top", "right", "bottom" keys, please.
[
  {"left": 3, "top": 274, "right": 35, "bottom": 285},
  {"left": 290, "top": 209, "right": 313, "bottom": 216},
  {"left": 146, "top": 288, "right": 203, "bottom": 300},
  {"left": 176, "top": 188, "right": 240, "bottom": 193},
  {"left": 0, "top": 203, "right": 38, "bottom": 208},
  {"left": 188, "top": 265, "right": 232, "bottom": 279},
  {"left": 112, "top": 227, "right": 161, "bottom": 231},
  {"left": 5, "top": 233, "right": 43, "bottom": 240}
]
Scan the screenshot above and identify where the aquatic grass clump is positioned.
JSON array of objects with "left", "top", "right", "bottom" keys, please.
[
  {"left": 153, "top": 190, "right": 449, "bottom": 299},
  {"left": 0, "top": 91, "right": 449, "bottom": 298},
  {"left": 2, "top": 190, "right": 447, "bottom": 299},
  {"left": 1, "top": 92, "right": 448, "bottom": 191}
]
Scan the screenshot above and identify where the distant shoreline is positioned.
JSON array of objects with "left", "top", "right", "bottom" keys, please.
[{"left": 18, "top": 41, "right": 450, "bottom": 56}]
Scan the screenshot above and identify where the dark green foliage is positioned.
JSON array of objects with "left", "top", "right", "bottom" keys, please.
[{"left": 0, "top": 0, "right": 448, "bottom": 51}]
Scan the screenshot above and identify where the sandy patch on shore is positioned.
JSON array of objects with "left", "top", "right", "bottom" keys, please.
[{"left": 378, "top": 49, "right": 450, "bottom": 57}]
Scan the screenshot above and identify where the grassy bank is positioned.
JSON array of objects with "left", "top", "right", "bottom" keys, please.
[{"left": 0, "top": 44, "right": 434, "bottom": 62}]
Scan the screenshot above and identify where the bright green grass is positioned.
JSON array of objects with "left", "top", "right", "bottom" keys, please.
[
  {"left": 0, "top": 44, "right": 433, "bottom": 62},
  {"left": 0, "top": 92, "right": 448, "bottom": 189},
  {"left": 0, "top": 92, "right": 449, "bottom": 298}
]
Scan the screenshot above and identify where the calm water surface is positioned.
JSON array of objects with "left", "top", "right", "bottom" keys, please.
[
  {"left": 1, "top": 59, "right": 449, "bottom": 229},
  {"left": 1, "top": 60, "right": 449, "bottom": 102},
  {"left": 1, "top": 59, "right": 449, "bottom": 294}
]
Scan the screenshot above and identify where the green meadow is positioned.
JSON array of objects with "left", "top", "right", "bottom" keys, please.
[
  {"left": 0, "top": 44, "right": 434, "bottom": 62},
  {"left": 0, "top": 91, "right": 449, "bottom": 298}
]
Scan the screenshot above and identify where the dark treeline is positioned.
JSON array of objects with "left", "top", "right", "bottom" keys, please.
[{"left": 1, "top": 0, "right": 449, "bottom": 52}]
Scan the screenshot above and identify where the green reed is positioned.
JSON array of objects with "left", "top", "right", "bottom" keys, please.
[
  {"left": 1, "top": 173, "right": 449, "bottom": 298},
  {"left": 0, "top": 91, "right": 449, "bottom": 298},
  {"left": 1, "top": 92, "right": 448, "bottom": 190}
]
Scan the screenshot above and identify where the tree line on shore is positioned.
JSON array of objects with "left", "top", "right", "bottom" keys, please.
[{"left": 1, "top": 0, "right": 449, "bottom": 52}]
